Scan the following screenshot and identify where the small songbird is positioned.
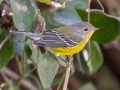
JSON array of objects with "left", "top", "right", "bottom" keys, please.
[{"left": 9, "top": 22, "right": 99, "bottom": 56}]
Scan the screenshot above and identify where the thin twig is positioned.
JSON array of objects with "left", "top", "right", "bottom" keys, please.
[
  {"left": 25, "top": 74, "right": 41, "bottom": 88},
  {"left": 89, "top": 9, "right": 120, "bottom": 19},
  {"left": 28, "top": 65, "right": 37, "bottom": 73},
  {"left": 57, "top": 74, "right": 65, "bottom": 90},
  {"left": 17, "top": 74, "right": 25, "bottom": 87},
  {"left": 97, "top": 0, "right": 104, "bottom": 11},
  {"left": 86, "top": 0, "right": 120, "bottom": 60},
  {"left": 87, "top": 0, "right": 91, "bottom": 22},
  {"left": 15, "top": 54, "right": 22, "bottom": 75},
  {"left": 30, "top": 0, "right": 46, "bottom": 32},
  {"left": 76, "top": 53, "right": 85, "bottom": 73},
  {"left": 1, "top": 67, "right": 37, "bottom": 90},
  {"left": 87, "top": 0, "right": 92, "bottom": 61},
  {"left": 0, "top": 69, "right": 9, "bottom": 82},
  {"left": 1, "top": 17, "right": 12, "bottom": 27},
  {"left": 58, "top": 56, "right": 68, "bottom": 63},
  {"left": 63, "top": 55, "right": 73, "bottom": 90},
  {"left": 0, "top": 34, "right": 10, "bottom": 49},
  {"left": 86, "top": 0, "right": 120, "bottom": 19}
]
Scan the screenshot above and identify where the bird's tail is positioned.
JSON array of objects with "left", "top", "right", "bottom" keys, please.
[{"left": 9, "top": 30, "right": 40, "bottom": 40}]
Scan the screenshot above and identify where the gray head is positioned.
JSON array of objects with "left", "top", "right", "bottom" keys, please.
[
  {"left": 67, "top": 22, "right": 99, "bottom": 42},
  {"left": 70, "top": 22, "right": 99, "bottom": 36},
  {"left": 72, "top": 22, "right": 98, "bottom": 30}
]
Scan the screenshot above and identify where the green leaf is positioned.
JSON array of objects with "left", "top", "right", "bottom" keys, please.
[
  {"left": 41, "top": 11, "right": 55, "bottom": 30},
  {"left": 38, "top": 0, "right": 51, "bottom": 5},
  {"left": 83, "top": 41, "right": 103, "bottom": 73},
  {"left": 20, "top": 41, "right": 32, "bottom": 73},
  {"left": 88, "top": 41, "right": 103, "bottom": 73},
  {"left": 76, "top": 9, "right": 119, "bottom": 43},
  {"left": 29, "top": 41, "right": 41, "bottom": 62},
  {"left": 12, "top": 35, "right": 25, "bottom": 56},
  {"left": 10, "top": 0, "right": 37, "bottom": 31},
  {"left": 37, "top": 51, "right": 59, "bottom": 89},
  {"left": 79, "top": 82, "right": 97, "bottom": 90},
  {"left": 24, "top": 41, "right": 32, "bottom": 59},
  {"left": 0, "top": 41, "right": 14, "bottom": 69},
  {"left": 57, "top": 56, "right": 66, "bottom": 67},
  {"left": 21, "top": 54, "right": 27, "bottom": 74},
  {"left": 54, "top": 6, "right": 82, "bottom": 25},
  {"left": 0, "top": 28, "right": 8, "bottom": 43},
  {"left": 67, "top": 0, "right": 88, "bottom": 10}
]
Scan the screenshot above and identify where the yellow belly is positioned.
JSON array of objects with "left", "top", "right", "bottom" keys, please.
[
  {"left": 48, "top": 31, "right": 94, "bottom": 56},
  {"left": 49, "top": 39, "right": 86, "bottom": 55}
]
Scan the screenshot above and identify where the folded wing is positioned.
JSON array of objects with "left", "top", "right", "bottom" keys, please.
[{"left": 33, "top": 30, "right": 79, "bottom": 47}]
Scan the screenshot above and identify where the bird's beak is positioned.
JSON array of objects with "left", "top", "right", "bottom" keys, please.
[{"left": 94, "top": 28, "right": 100, "bottom": 30}]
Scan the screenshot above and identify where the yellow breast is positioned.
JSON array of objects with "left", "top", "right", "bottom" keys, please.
[{"left": 48, "top": 31, "right": 94, "bottom": 56}]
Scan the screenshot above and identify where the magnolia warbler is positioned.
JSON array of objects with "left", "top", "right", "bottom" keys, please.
[{"left": 9, "top": 22, "right": 99, "bottom": 56}]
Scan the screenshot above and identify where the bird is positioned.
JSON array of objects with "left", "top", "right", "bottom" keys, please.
[{"left": 9, "top": 22, "right": 99, "bottom": 56}]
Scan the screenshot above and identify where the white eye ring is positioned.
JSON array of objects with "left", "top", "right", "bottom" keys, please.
[{"left": 84, "top": 28, "right": 88, "bottom": 31}]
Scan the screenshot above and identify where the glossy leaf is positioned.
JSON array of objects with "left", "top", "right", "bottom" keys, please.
[
  {"left": 10, "top": 0, "right": 37, "bottom": 31},
  {"left": 76, "top": 9, "right": 119, "bottom": 43},
  {"left": 83, "top": 41, "right": 103, "bottom": 73},
  {"left": 20, "top": 41, "right": 32, "bottom": 73},
  {"left": 24, "top": 41, "right": 32, "bottom": 59},
  {"left": 0, "top": 28, "right": 8, "bottom": 43},
  {"left": 28, "top": 41, "right": 41, "bottom": 62},
  {"left": 37, "top": 51, "right": 59, "bottom": 89},
  {"left": 54, "top": 6, "right": 82, "bottom": 25},
  {"left": 41, "top": 11, "right": 55, "bottom": 30},
  {"left": 11, "top": 35, "right": 25, "bottom": 56},
  {"left": 0, "top": 41, "right": 14, "bottom": 69},
  {"left": 57, "top": 56, "right": 66, "bottom": 67},
  {"left": 67, "top": 0, "right": 88, "bottom": 10}
]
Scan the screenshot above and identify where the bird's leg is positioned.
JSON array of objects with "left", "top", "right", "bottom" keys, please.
[{"left": 66, "top": 55, "right": 73, "bottom": 69}]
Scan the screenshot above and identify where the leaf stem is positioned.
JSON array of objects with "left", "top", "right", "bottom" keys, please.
[{"left": 0, "top": 34, "right": 10, "bottom": 49}]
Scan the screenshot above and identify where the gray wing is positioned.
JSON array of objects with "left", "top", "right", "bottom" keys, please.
[{"left": 33, "top": 30, "right": 79, "bottom": 47}]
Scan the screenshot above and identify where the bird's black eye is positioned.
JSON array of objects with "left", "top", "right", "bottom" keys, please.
[{"left": 84, "top": 28, "right": 88, "bottom": 31}]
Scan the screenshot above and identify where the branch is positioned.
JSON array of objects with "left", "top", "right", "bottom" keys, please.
[
  {"left": 63, "top": 55, "right": 73, "bottom": 90},
  {"left": 57, "top": 74, "right": 65, "bottom": 90},
  {"left": 87, "top": 0, "right": 91, "bottom": 22},
  {"left": 97, "top": 0, "right": 104, "bottom": 11},
  {"left": 86, "top": 0, "right": 120, "bottom": 19},
  {"left": 86, "top": 0, "right": 120, "bottom": 61},
  {"left": 87, "top": 0, "right": 92, "bottom": 61},
  {"left": 15, "top": 54, "right": 22, "bottom": 75},
  {"left": 76, "top": 53, "right": 85, "bottom": 73},
  {"left": 87, "top": 9, "right": 120, "bottom": 19},
  {"left": 1, "top": 67, "right": 37, "bottom": 90}
]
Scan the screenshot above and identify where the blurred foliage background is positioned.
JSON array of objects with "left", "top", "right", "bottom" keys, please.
[{"left": 0, "top": 0, "right": 120, "bottom": 90}]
